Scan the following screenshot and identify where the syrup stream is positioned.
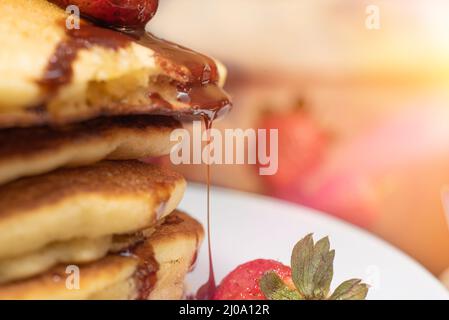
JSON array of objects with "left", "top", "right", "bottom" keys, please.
[{"left": 195, "top": 116, "right": 216, "bottom": 300}]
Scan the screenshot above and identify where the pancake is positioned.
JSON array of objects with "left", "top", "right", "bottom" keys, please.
[
  {"left": 0, "top": 211, "right": 203, "bottom": 300},
  {"left": 0, "top": 0, "right": 231, "bottom": 128},
  {"left": 0, "top": 161, "right": 186, "bottom": 261},
  {"left": 0, "top": 115, "right": 180, "bottom": 185},
  {"left": 0, "top": 224, "right": 158, "bottom": 284},
  {"left": 0, "top": 236, "right": 112, "bottom": 284}
]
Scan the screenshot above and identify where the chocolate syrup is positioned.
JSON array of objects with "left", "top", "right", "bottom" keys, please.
[
  {"left": 127, "top": 30, "right": 232, "bottom": 118},
  {"left": 120, "top": 243, "right": 159, "bottom": 300},
  {"left": 130, "top": 30, "right": 219, "bottom": 85},
  {"left": 134, "top": 251, "right": 159, "bottom": 300},
  {"left": 37, "top": 20, "right": 231, "bottom": 121},
  {"left": 194, "top": 116, "right": 217, "bottom": 300},
  {"left": 38, "top": 22, "right": 132, "bottom": 92}
]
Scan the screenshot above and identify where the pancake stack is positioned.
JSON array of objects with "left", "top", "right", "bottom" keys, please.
[{"left": 0, "top": 0, "right": 231, "bottom": 299}]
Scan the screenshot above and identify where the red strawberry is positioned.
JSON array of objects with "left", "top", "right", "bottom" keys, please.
[
  {"left": 213, "top": 259, "right": 292, "bottom": 300},
  {"left": 213, "top": 235, "right": 368, "bottom": 301},
  {"left": 50, "top": 0, "right": 159, "bottom": 28},
  {"left": 257, "top": 106, "right": 328, "bottom": 194}
]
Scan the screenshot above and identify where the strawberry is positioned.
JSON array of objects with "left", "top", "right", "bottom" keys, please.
[
  {"left": 257, "top": 105, "right": 328, "bottom": 194},
  {"left": 50, "top": 0, "right": 159, "bottom": 28},
  {"left": 214, "top": 234, "right": 369, "bottom": 300},
  {"left": 213, "top": 259, "right": 292, "bottom": 300}
]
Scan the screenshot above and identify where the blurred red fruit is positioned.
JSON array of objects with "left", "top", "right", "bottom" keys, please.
[
  {"left": 256, "top": 107, "right": 376, "bottom": 227},
  {"left": 302, "top": 103, "right": 449, "bottom": 227},
  {"left": 257, "top": 107, "right": 329, "bottom": 195}
]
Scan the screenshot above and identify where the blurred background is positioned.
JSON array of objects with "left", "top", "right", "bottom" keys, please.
[{"left": 149, "top": 0, "right": 449, "bottom": 280}]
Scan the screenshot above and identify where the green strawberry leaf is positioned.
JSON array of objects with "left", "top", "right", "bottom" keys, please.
[
  {"left": 258, "top": 234, "right": 369, "bottom": 300},
  {"left": 291, "top": 234, "right": 335, "bottom": 299},
  {"left": 291, "top": 233, "right": 313, "bottom": 297},
  {"left": 260, "top": 271, "right": 302, "bottom": 300},
  {"left": 310, "top": 236, "right": 335, "bottom": 298},
  {"left": 329, "top": 279, "right": 369, "bottom": 300}
]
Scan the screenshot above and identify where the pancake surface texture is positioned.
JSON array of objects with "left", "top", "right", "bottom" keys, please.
[
  {"left": 0, "top": 115, "right": 181, "bottom": 185},
  {"left": 0, "top": 0, "right": 230, "bottom": 128},
  {"left": 0, "top": 161, "right": 186, "bottom": 261},
  {"left": 0, "top": 211, "right": 203, "bottom": 300}
]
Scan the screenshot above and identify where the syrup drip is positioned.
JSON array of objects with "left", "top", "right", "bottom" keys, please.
[
  {"left": 37, "top": 20, "right": 231, "bottom": 122},
  {"left": 120, "top": 244, "right": 159, "bottom": 300},
  {"left": 195, "top": 115, "right": 216, "bottom": 300},
  {"left": 128, "top": 30, "right": 219, "bottom": 85},
  {"left": 126, "top": 30, "right": 232, "bottom": 118}
]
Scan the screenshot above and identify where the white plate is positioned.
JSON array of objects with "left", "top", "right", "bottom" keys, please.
[{"left": 180, "top": 183, "right": 449, "bottom": 300}]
